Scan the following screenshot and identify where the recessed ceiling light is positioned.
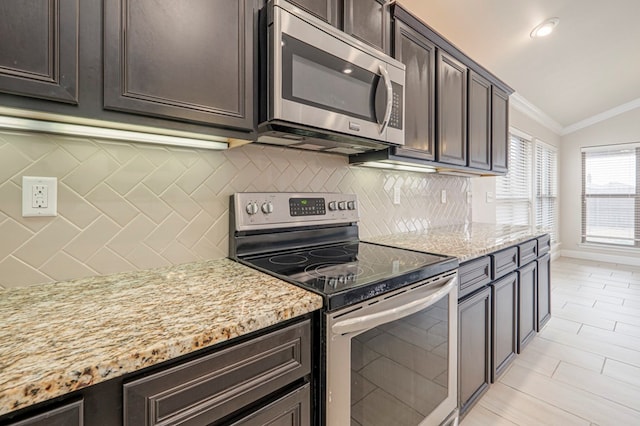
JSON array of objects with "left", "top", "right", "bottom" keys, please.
[{"left": 530, "top": 17, "right": 559, "bottom": 38}]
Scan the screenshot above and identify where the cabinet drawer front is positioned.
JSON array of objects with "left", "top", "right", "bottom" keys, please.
[
  {"left": 230, "top": 384, "right": 310, "bottom": 426},
  {"left": 519, "top": 240, "right": 538, "bottom": 266},
  {"left": 537, "top": 234, "right": 551, "bottom": 256},
  {"left": 124, "top": 320, "right": 311, "bottom": 426},
  {"left": 459, "top": 256, "right": 491, "bottom": 298},
  {"left": 8, "top": 400, "right": 83, "bottom": 426},
  {"left": 491, "top": 247, "right": 518, "bottom": 280}
]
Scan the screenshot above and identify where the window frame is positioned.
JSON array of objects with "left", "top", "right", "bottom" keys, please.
[{"left": 581, "top": 143, "right": 640, "bottom": 249}]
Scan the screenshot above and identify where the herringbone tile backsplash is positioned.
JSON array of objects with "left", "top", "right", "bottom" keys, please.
[{"left": 0, "top": 129, "right": 470, "bottom": 288}]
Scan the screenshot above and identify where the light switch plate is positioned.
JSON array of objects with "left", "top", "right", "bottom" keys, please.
[{"left": 22, "top": 176, "right": 57, "bottom": 217}]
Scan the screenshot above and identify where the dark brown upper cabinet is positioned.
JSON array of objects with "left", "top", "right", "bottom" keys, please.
[
  {"left": 392, "top": 18, "right": 436, "bottom": 160},
  {"left": 0, "top": 0, "right": 79, "bottom": 103},
  {"left": 289, "top": 0, "right": 337, "bottom": 24},
  {"left": 491, "top": 86, "right": 510, "bottom": 173},
  {"left": 103, "top": 0, "right": 254, "bottom": 130},
  {"left": 342, "top": 0, "right": 390, "bottom": 53},
  {"left": 437, "top": 51, "right": 467, "bottom": 166},
  {"left": 468, "top": 71, "right": 492, "bottom": 170}
]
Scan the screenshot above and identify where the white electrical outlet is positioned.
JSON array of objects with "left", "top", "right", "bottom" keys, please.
[
  {"left": 22, "top": 176, "right": 57, "bottom": 217},
  {"left": 486, "top": 191, "right": 495, "bottom": 203},
  {"left": 393, "top": 187, "right": 401, "bottom": 205},
  {"left": 441, "top": 189, "right": 447, "bottom": 204}
]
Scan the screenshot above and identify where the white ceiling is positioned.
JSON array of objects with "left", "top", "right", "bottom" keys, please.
[{"left": 400, "top": 0, "right": 640, "bottom": 134}]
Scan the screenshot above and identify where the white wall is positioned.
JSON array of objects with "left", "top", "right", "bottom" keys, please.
[{"left": 559, "top": 107, "right": 640, "bottom": 265}]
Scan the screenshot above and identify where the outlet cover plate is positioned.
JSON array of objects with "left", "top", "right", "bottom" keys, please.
[{"left": 22, "top": 176, "right": 57, "bottom": 217}]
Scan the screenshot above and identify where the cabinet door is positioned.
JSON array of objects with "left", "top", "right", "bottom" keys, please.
[
  {"left": 491, "top": 272, "right": 518, "bottom": 381},
  {"left": 0, "top": 0, "right": 78, "bottom": 103},
  {"left": 393, "top": 19, "right": 435, "bottom": 160},
  {"left": 103, "top": 0, "right": 253, "bottom": 130},
  {"left": 467, "top": 71, "right": 491, "bottom": 170},
  {"left": 517, "top": 262, "right": 537, "bottom": 353},
  {"left": 124, "top": 320, "right": 310, "bottom": 426},
  {"left": 230, "top": 384, "right": 310, "bottom": 426},
  {"left": 458, "top": 286, "right": 491, "bottom": 416},
  {"left": 437, "top": 51, "right": 467, "bottom": 166},
  {"left": 537, "top": 253, "right": 551, "bottom": 331},
  {"left": 6, "top": 400, "right": 82, "bottom": 426},
  {"left": 289, "top": 0, "right": 336, "bottom": 24},
  {"left": 343, "top": 0, "right": 390, "bottom": 53},
  {"left": 491, "top": 87, "right": 509, "bottom": 173}
]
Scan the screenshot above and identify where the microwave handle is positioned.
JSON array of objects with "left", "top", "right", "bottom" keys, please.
[
  {"left": 331, "top": 276, "right": 457, "bottom": 336},
  {"left": 378, "top": 65, "right": 393, "bottom": 134}
]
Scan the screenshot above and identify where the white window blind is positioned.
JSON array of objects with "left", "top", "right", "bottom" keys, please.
[
  {"left": 535, "top": 142, "right": 558, "bottom": 242},
  {"left": 582, "top": 143, "right": 640, "bottom": 247},
  {"left": 496, "top": 135, "right": 532, "bottom": 226}
]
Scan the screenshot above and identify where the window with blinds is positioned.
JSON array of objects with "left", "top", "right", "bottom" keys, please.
[
  {"left": 581, "top": 143, "right": 640, "bottom": 248},
  {"left": 535, "top": 142, "right": 558, "bottom": 242},
  {"left": 496, "top": 135, "right": 532, "bottom": 226}
]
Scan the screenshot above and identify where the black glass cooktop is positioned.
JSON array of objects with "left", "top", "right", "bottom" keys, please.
[{"left": 241, "top": 241, "right": 458, "bottom": 311}]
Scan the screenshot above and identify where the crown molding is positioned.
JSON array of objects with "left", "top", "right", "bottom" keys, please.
[
  {"left": 561, "top": 97, "right": 640, "bottom": 135},
  {"left": 509, "top": 93, "right": 563, "bottom": 135}
]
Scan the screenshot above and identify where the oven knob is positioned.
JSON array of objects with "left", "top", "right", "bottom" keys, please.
[
  {"left": 347, "top": 201, "right": 356, "bottom": 210},
  {"left": 338, "top": 201, "right": 346, "bottom": 210},
  {"left": 337, "top": 275, "right": 346, "bottom": 285},
  {"left": 328, "top": 201, "right": 337, "bottom": 211},
  {"left": 328, "top": 277, "right": 337, "bottom": 287},
  {"left": 246, "top": 202, "right": 259, "bottom": 215},
  {"left": 261, "top": 202, "right": 273, "bottom": 214}
]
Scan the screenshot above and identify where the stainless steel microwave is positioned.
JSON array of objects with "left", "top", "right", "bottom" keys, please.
[{"left": 257, "top": 0, "right": 406, "bottom": 155}]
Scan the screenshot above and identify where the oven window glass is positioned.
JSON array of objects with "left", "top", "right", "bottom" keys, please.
[
  {"left": 281, "top": 34, "right": 378, "bottom": 122},
  {"left": 351, "top": 295, "right": 450, "bottom": 425}
]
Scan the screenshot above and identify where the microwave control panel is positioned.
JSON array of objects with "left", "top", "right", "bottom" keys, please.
[{"left": 389, "top": 82, "right": 403, "bottom": 130}]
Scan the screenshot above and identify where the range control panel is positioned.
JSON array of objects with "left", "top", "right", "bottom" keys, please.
[{"left": 233, "top": 192, "right": 359, "bottom": 231}]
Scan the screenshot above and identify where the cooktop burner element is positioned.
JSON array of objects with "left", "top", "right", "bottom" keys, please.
[{"left": 229, "top": 192, "right": 458, "bottom": 310}]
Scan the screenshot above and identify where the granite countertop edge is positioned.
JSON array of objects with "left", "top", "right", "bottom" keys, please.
[
  {"left": 366, "top": 223, "right": 549, "bottom": 263},
  {"left": 0, "top": 258, "right": 323, "bottom": 417}
]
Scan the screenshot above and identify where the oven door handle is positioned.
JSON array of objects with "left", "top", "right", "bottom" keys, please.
[{"left": 331, "top": 276, "right": 457, "bottom": 336}]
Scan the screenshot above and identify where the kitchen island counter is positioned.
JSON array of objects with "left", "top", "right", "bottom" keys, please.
[
  {"left": 367, "top": 223, "right": 547, "bottom": 262},
  {"left": 0, "top": 258, "right": 323, "bottom": 417}
]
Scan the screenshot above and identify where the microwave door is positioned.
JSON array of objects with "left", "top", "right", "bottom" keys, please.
[{"left": 272, "top": 5, "right": 392, "bottom": 142}]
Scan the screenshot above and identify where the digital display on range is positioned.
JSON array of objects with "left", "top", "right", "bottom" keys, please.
[{"left": 289, "top": 197, "right": 326, "bottom": 216}]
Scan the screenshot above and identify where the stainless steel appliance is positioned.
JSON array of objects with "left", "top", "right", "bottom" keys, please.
[
  {"left": 258, "top": 0, "right": 406, "bottom": 155},
  {"left": 229, "top": 192, "right": 459, "bottom": 426}
]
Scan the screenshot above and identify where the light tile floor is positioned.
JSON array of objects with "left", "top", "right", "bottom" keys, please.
[{"left": 461, "top": 257, "right": 640, "bottom": 426}]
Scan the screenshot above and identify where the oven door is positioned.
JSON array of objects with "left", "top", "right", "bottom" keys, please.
[
  {"left": 269, "top": 0, "right": 404, "bottom": 145},
  {"left": 326, "top": 273, "right": 458, "bottom": 426}
]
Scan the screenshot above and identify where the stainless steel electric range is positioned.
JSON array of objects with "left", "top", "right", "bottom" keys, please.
[{"left": 229, "top": 192, "right": 460, "bottom": 426}]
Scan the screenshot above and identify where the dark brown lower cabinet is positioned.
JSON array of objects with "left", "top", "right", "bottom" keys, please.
[
  {"left": 458, "top": 235, "right": 550, "bottom": 418},
  {"left": 124, "top": 320, "right": 311, "bottom": 426},
  {"left": 491, "top": 272, "right": 518, "bottom": 381},
  {"left": 230, "top": 384, "right": 310, "bottom": 426},
  {"left": 4, "top": 401, "right": 82, "bottom": 426},
  {"left": 517, "top": 262, "right": 537, "bottom": 353},
  {"left": 537, "top": 253, "right": 551, "bottom": 331},
  {"left": 458, "top": 286, "right": 491, "bottom": 416}
]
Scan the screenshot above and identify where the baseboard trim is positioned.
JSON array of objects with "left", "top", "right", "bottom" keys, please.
[{"left": 560, "top": 249, "right": 640, "bottom": 267}]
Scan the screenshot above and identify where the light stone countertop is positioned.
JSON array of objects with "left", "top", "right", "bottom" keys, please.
[
  {"left": 0, "top": 258, "right": 323, "bottom": 417},
  {"left": 367, "top": 223, "right": 547, "bottom": 263}
]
